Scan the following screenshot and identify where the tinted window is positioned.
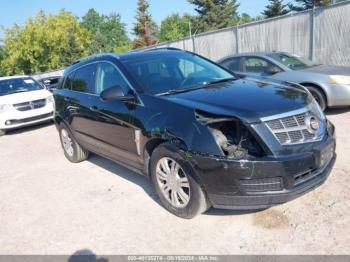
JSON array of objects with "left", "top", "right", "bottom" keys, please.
[
  {"left": 0, "top": 77, "right": 43, "bottom": 96},
  {"left": 62, "top": 73, "right": 74, "bottom": 90},
  {"left": 96, "top": 62, "right": 129, "bottom": 95},
  {"left": 124, "top": 52, "right": 233, "bottom": 95},
  {"left": 244, "top": 57, "right": 275, "bottom": 73},
  {"left": 72, "top": 64, "right": 96, "bottom": 93},
  {"left": 221, "top": 58, "right": 241, "bottom": 71}
]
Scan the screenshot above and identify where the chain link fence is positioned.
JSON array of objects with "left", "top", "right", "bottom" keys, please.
[{"left": 141, "top": 1, "right": 350, "bottom": 66}]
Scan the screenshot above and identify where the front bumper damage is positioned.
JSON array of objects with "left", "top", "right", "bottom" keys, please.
[{"left": 188, "top": 131, "right": 336, "bottom": 210}]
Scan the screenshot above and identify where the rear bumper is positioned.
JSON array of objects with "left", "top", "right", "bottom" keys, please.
[{"left": 209, "top": 154, "right": 336, "bottom": 210}]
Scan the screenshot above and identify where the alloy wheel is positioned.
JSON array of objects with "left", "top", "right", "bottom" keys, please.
[
  {"left": 61, "top": 129, "right": 74, "bottom": 157},
  {"left": 155, "top": 157, "right": 191, "bottom": 208}
]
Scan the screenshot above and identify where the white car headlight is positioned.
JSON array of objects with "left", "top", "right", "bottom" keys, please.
[
  {"left": 46, "top": 96, "right": 54, "bottom": 103},
  {"left": 0, "top": 104, "right": 12, "bottom": 113},
  {"left": 330, "top": 75, "right": 350, "bottom": 85}
]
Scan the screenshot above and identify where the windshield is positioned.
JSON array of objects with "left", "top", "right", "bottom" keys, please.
[
  {"left": 270, "top": 53, "right": 320, "bottom": 70},
  {"left": 0, "top": 77, "right": 43, "bottom": 96},
  {"left": 123, "top": 52, "right": 234, "bottom": 95}
]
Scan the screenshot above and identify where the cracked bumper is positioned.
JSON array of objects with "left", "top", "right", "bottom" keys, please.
[{"left": 190, "top": 132, "right": 336, "bottom": 210}]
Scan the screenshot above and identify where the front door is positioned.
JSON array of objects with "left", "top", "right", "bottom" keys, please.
[{"left": 89, "top": 61, "right": 142, "bottom": 168}]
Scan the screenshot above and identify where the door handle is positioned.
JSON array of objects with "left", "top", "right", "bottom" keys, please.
[
  {"left": 89, "top": 106, "right": 98, "bottom": 111},
  {"left": 63, "top": 97, "right": 70, "bottom": 102}
]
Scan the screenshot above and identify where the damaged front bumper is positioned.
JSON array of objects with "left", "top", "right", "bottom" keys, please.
[{"left": 189, "top": 132, "right": 336, "bottom": 210}]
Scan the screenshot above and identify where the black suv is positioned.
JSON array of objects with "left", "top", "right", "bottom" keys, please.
[{"left": 54, "top": 49, "right": 336, "bottom": 218}]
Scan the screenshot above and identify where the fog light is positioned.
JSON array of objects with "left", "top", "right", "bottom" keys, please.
[{"left": 5, "top": 120, "right": 11, "bottom": 125}]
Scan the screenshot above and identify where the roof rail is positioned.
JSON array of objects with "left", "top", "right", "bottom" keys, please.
[
  {"left": 71, "top": 53, "right": 118, "bottom": 66},
  {"left": 144, "top": 47, "right": 184, "bottom": 52}
]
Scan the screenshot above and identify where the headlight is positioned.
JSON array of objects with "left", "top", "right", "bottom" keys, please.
[
  {"left": 46, "top": 96, "right": 54, "bottom": 103},
  {"left": 309, "top": 97, "right": 325, "bottom": 121},
  {"left": 0, "top": 104, "right": 12, "bottom": 113},
  {"left": 330, "top": 75, "right": 350, "bottom": 85}
]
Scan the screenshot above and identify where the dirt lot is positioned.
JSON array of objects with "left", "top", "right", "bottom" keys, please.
[{"left": 0, "top": 109, "right": 349, "bottom": 255}]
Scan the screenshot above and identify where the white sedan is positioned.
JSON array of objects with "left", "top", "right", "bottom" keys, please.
[{"left": 0, "top": 76, "right": 54, "bottom": 136}]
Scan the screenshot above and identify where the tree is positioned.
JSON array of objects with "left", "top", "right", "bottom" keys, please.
[
  {"left": 159, "top": 13, "right": 193, "bottom": 42},
  {"left": 239, "top": 13, "right": 253, "bottom": 24},
  {"left": 288, "top": 0, "right": 331, "bottom": 11},
  {"left": 0, "top": 45, "right": 6, "bottom": 76},
  {"left": 1, "top": 10, "right": 92, "bottom": 75},
  {"left": 81, "top": 8, "right": 130, "bottom": 54},
  {"left": 188, "top": 0, "right": 240, "bottom": 32},
  {"left": 133, "top": 0, "right": 158, "bottom": 48},
  {"left": 262, "top": 0, "right": 290, "bottom": 18}
]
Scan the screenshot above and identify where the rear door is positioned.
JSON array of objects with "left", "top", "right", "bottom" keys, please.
[{"left": 67, "top": 63, "right": 101, "bottom": 149}]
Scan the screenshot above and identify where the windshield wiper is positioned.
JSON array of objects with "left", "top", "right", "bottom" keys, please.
[
  {"left": 157, "top": 78, "right": 236, "bottom": 96},
  {"left": 157, "top": 86, "right": 203, "bottom": 96},
  {"left": 204, "top": 77, "right": 236, "bottom": 86}
]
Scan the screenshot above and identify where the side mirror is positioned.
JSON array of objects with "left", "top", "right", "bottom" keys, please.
[
  {"left": 267, "top": 66, "right": 281, "bottom": 75},
  {"left": 100, "top": 86, "right": 135, "bottom": 103}
]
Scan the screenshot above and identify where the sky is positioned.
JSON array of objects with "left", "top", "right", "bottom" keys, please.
[{"left": 0, "top": 0, "right": 268, "bottom": 40}]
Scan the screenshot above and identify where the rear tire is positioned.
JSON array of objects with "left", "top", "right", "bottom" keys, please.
[
  {"left": 59, "top": 123, "right": 89, "bottom": 163},
  {"left": 304, "top": 85, "right": 327, "bottom": 111},
  {"left": 150, "top": 143, "right": 210, "bottom": 219},
  {"left": 0, "top": 130, "right": 6, "bottom": 136}
]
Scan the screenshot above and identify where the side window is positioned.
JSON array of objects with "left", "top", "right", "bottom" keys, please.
[
  {"left": 72, "top": 64, "right": 97, "bottom": 93},
  {"left": 95, "top": 62, "right": 129, "bottom": 95},
  {"left": 62, "top": 72, "right": 75, "bottom": 90},
  {"left": 244, "top": 57, "right": 275, "bottom": 73},
  {"left": 221, "top": 58, "right": 241, "bottom": 72}
]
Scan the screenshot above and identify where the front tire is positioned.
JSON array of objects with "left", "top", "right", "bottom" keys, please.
[
  {"left": 304, "top": 85, "right": 327, "bottom": 111},
  {"left": 59, "top": 123, "right": 89, "bottom": 163},
  {"left": 150, "top": 144, "right": 209, "bottom": 219},
  {"left": 0, "top": 130, "right": 6, "bottom": 136}
]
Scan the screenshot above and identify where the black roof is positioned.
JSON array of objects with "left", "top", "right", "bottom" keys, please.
[{"left": 65, "top": 48, "right": 187, "bottom": 75}]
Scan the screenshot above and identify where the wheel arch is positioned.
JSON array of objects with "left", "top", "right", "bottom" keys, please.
[
  {"left": 142, "top": 137, "right": 189, "bottom": 177},
  {"left": 299, "top": 82, "right": 328, "bottom": 105}
]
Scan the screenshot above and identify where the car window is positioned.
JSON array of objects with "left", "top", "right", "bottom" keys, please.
[
  {"left": 71, "top": 64, "right": 96, "bottom": 93},
  {"left": 62, "top": 72, "right": 74, "bottom": 90},
  {"left": 270, "top": 53, "right": 320, "bottom": 70},
  {"left": 220, "top": 58, "right": 241, "bottom": 72},
  {"left": 244, "top": 57, "right": 275, "bottom": 73},
  {"left": 124, "top": 52, "right": 233, "bottom": 95},
  {"left": 95, "top": 62, "right": 129, "bottom": 95},
  {"left": 0, "top": 77, "right": 43, "bottom": 96}
]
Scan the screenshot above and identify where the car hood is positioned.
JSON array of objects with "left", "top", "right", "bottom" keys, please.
[
  {"left": 161, "top": 79, "right": 310, "bottom": 123},
  {"left": 300, "top": 65, "right": 350, "bottom": 76},
  {"left": 0, "top": 89, "right": 52, "bottom": 104}
]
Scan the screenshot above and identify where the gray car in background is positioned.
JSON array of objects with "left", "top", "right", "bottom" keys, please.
[{"left": 218, "top": 52, "right": 350, "bottom": 111}]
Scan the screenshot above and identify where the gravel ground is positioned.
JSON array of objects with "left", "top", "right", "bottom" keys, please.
[{"left": 0, "top": 109, "right": 349, "bottom": 255}]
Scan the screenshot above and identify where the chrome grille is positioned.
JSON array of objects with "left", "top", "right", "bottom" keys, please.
[
  {"left": 14, "top": 99, "right": 46, "bottom": 111},
  {"left": 263, "top": 110, "right": 324, "bottom": 145}
]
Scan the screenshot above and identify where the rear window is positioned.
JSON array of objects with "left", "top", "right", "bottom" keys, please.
[{"left": 0, "top": 77, "right": 43, "bottom": 96}]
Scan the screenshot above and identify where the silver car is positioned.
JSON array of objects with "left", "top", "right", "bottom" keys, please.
[{"left": 218, "top": 52, "right": 350, "bottom": 110}]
